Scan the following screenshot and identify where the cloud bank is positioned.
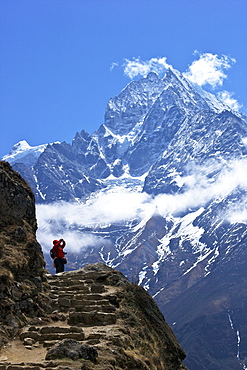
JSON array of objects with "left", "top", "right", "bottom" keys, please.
[
  {"left": 36, "top": 191, "right": 152, "bottom": 254},
  {"left": 37, "top": 158, "right": 247, "bottom": 254}
]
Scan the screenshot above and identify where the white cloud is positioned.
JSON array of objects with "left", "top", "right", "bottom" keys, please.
[
  {"left": 37, "top": 158, "right": 247, "bottom": 255},
  {"left": 121, "top": 57, "right": 171, "bottom": 79},
  {"left": 184, "top": 52, "right": 236, "bottom": 88},
  {"left": 37, "top": 191, "right": 152, "bottom": 230},
  {"left": 217, "top": 90, "right": 242, "bottom": 111},
  {"left": 37, "top": 229, "right": 106, "bottom": 254},
  {"left": 153, "top": 159, "right": 247, "bottom": 216},
  {"left": 36, "top": 191, "right": 152, "bottom": 254},
  {"left": 110, "top": 62, "right": 119, "bottom": 71},
  {"left": 226, "top": 206, "right": 247, "bottom": 224}
]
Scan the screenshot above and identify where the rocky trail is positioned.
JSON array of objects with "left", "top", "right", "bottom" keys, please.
[
  {"left": 0, "top": 266, "right": 128, "bottom": 370},
  {"left": 0, "top": 263, "right": 187, "bottom": 370}
]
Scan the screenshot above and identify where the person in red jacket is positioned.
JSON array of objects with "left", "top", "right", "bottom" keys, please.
[{"left": 52, "top": 239, "right": 67, "bottom": 273}]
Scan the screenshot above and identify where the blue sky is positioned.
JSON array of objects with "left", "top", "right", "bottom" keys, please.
[{"left": 1, "top": 0, "right": 247, "bottom": 159}]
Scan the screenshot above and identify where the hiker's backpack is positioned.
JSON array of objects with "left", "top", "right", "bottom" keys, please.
[{"left": 50, "top": 248, "right": 55, "bottom": 259}]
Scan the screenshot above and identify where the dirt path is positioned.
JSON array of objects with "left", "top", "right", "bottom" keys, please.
[{"left": 0, "top": 340, "right": 46, "bottom": 363}]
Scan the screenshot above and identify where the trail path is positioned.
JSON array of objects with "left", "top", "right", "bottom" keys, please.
[{"left": 0, "top": 267, "right": 124, "bottom": 370}]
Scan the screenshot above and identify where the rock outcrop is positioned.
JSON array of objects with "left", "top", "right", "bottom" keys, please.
[
  {"left": 0, "top": 161, "right": 49, "bottom": 342},
  {"left": 0, "top": 161, "right": 187, "bottom": 369}
]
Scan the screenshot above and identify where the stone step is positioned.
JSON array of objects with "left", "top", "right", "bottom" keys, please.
[
  {"left": 50, "top": 285, "right": 90, "bottom": 292},
  {"left": 48, "top": 270, "right": 111, "bottom": 280},
  {"left": 40, "top": 326, "right": 83, "bottom": 334},
  {"left": 70, "top": 294, "right": 108, "bottom": 301},
  {"left": 49, "top": 283, "right": 89, "bottom": 290},
  {"left": 90, "top": 284, "right": 105, "bottom": 293},
  {"left": 53, "top": 291, "right": 75, "bottom": 299},
  {"left": 20, "top": 326, "right": 85, "bottom": 343},
  {"left": 57, "top": 297, "right": 71, "bottom": 310},
  {"left": 49, "top": 290, "right": 107, "bottom": 302},
  {"left": 58, "top": 288, "right": 91, "bottom": 295},
  {"left": 49, "top": 294, "right": 108, "bottom": 308},
  {"left": 81, "top": 271, "right": 112, "bottom": 280},
  {"left": 70, "top": 298, "right": 109, "bottom": 307},
  {"left": 49, "top": 280, "right": 89, "bottom": 286},
  {"left": 55, "top": 289, "right": 91, "bottom": 297},
  {"left": 47, "top": 275, "right": 87, "bottom": 282},
  {"left": 72, "top": 293, "right": 106, "bottom": 300},
  {"left": 40, "top": 332, "right": 85, "bottom": 341},
  {"left": 49, "top": 278, "right": 85, "bottom": 285},
  {"left": 65, "top": 285, "right": 93, "bottom": 292},
  {"left": 73, "top": 304, "right": 116, "bottom": 313},
  {"left": 79, "top": 279, "right": 94, "bottom": 284},
  {"left": 48, "top": 272, "right": 111, "bottom": 285},
  {"left": 68, "top": 311, "right": 117, "bottom": 326}
]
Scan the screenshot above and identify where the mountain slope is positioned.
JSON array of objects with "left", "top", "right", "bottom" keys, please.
[{"left": 161, "top": 241, "right": 247, "bottom": 370}]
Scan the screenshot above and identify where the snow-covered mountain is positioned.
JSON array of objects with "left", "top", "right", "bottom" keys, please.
[
  {"left": 2, "top": 140, "right": 48, "bottom": 167},
  {"left": 2, "top": 68, "right": 247, "bottom": 370}
]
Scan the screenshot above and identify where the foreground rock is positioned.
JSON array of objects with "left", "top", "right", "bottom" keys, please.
[
  {"left": 0, "top": 161, "right": 49, "bottom": 345},
  {"left": 45, "top": 339, "right": 98, "bottom": 362}
]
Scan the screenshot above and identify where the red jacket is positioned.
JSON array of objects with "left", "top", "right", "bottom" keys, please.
[{"left": 53, "top": 239, "right": 66, "bottom": 259}]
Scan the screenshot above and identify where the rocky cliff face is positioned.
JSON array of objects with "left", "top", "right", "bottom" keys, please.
[
  {"left": 0, "top": 162, "right": 187, "bottom": 369},
  {"left": 0, "top": 161, "right": 49, "bottom": 335}
]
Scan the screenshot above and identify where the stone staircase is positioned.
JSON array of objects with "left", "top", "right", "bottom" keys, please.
[
  {"left": 48, "top": 271, "right": 117, "bottom": 328},
  {"left": 0, "top": 266, "right": 123, "bottom": 370}
]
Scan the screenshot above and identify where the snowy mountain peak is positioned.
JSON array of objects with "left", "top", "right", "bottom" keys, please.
[
  {"left": 169, "top": 66, "right": 243, "bottom": 115},
  {"left": 10, "top": 140, "right": 31, "bottom": 153},
  {"left": 2, "top": 140, "right": 48, "bottom": 166},
  {"left": 163, "top": 66, "right": 231, "bottom": 114}
]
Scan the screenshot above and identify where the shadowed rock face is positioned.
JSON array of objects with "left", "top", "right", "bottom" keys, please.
[
  {"left": 0, "top": 161, "right": 48, "bottom": 333},
  {"left": 0, "top": 162, "right": 187, "bottom": 369}
]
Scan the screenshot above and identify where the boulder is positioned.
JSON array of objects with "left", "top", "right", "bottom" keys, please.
[{"left": 45, "top": 339, "right": 98, "bottom": 362}]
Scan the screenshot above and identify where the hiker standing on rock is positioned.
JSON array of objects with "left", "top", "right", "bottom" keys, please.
[{"left": 51, "top": 239, "right": 67, "bottom": 273}]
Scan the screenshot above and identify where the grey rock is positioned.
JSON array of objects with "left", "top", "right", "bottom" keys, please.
[{"left": 45, "top": 339, "right": 98, "bottom": 363}]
